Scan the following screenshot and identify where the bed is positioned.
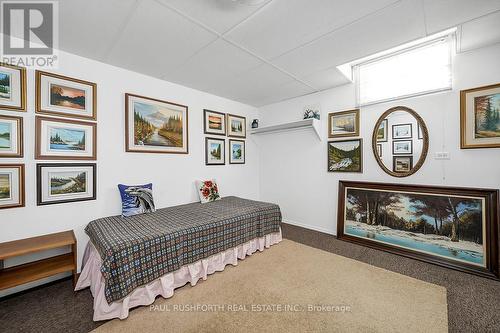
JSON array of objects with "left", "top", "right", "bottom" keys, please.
[{"left": 75, "top": 196, "right": 282, "bottom": 321}]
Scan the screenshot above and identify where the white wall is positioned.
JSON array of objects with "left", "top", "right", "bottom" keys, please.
[
  {"left": 258, "top": 42, "right": 500, "bottom": 235},
  {"left": 0, "top": 48, "right": 260, "bottom": 295}
]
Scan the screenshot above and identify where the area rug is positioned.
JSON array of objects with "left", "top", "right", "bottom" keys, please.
[{"left": 93, "top": 240, "right": 448, "bottom": 333}]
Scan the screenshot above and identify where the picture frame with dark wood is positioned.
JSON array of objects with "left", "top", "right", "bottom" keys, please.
[
  {"left": 328, "top": 109, "right": 359, "bottom": 138},
  {"left": 0, "top": 164, "right": 25, "bottom": 209},
  {"left": 327, "top": 139, "right": 363, "bottom": 173},
  {"left": 0, "top": 115, "right": 23, "bottom": 158},
  {"left": 204, "top": 109, "right": 226, "bottom": 136},
  {"left": 205, "top": 137, "right": 225, "bottom": 165},
  {"left": 460, "top": 83, "right": 500, "bottom": 149},
  {"left": 392, "top": 140, "right": 412, "bottom": 155},
  {"left": 392, "top": 123, "right": 412, "bottom": 139},
  {"left": 35, "top": 70, "right": 97, "bottom": 120},
  {"left": 229, "top": 139, "right": 245, "bottom": 164},
  {"left": 337, "top": 180, "right": 499, "bottom": 280},
  {"left": 226, "top": 114, "right": 246, "bottom": 138},
  {"left": 125, "top": 93, "right": 189, "bottom": 154},
  {"left": 37, "top": 163, "right": 96, "bottom": 206},
  {"left": 393, "top": 155, "right": 413, "bottom": 173},
  {"left": 35, "top": 116, "right": 97, "bottom": 160},
  {"left": 0, "top": 63, "right": 27, "bottom": 112}
]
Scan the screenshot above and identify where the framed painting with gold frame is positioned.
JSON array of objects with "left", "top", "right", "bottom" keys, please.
[
  {"left": 460, "top": 83, "right": 500, "bottom": 149},
  {"left": 328, "top": 109, "right": 359, "bottom": 138},
  {"left": 36, "top": 70, "right": 97, "bottom": 120},
  {"left": 0, "top": 115, "right": 23, "bottom": 158},
  {"left": 0, "top": 164, "right": 25, "bottom": 209},
  {"left": 0, "top": 63, "right": 26, "bottom": 112}
]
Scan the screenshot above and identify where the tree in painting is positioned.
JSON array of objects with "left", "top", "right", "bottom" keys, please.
[
  {"left": 475, "top": 94, "right": 500, "bottom": 138},
  {"left": 345, "top": 189, "right": 484, "bottom": 265},
  {"left": 0, "top": 73, "right": 10, "bottom": 99}
]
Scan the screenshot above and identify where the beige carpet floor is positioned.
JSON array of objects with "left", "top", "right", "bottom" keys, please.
[{"left": 94, "top": 240, "right": 448, "bottom": 333}]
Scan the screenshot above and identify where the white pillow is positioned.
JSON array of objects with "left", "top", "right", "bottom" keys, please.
[{"left": 195, "top": 179, "right": 221, "bottom": 203}]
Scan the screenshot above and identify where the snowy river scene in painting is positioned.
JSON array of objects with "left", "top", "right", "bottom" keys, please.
[{"left": 344, "top": 188, "right": 485, "bottom": 266}]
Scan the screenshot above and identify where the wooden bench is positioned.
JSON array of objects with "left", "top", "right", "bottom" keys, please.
[{"left": 0, "top": 230, "right": 77, "bottom": 291}]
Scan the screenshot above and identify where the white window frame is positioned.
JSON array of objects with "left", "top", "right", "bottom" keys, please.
[{"left": 353, "top": 34, "right": 454, "bottom": 107}]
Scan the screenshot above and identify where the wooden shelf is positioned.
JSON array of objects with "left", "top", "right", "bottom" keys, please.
[
  {"left": 250, "top": 118, "right": 322, "bottom": 140},
  {"left": 0, "top": 230, "right": 77, "bottom": 290},
  {"left": 0, "top": 230, "right": 76, "bottom": 260},
  {"left": 0, "top": 253, "right": 75, "bottom": 290}
]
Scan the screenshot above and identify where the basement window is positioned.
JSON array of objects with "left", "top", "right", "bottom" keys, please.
[{"left": 353, "top": 33, "right": 454, "bottom": 106}]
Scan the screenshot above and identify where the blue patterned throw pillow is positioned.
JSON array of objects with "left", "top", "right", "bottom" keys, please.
[{"left": 118, "top": 183, "right": 156, "bottom": 217}]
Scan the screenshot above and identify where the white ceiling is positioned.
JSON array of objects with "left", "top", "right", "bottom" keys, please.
[{"left": 59, "top": 0, "right": 500, "bottom": 107}]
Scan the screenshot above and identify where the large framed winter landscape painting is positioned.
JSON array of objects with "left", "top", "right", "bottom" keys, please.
[{"left": 337, "top": 181, "right": 499, "bottom": 279}]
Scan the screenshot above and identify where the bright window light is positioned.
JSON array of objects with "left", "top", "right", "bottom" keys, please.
[{"left": 354, "top": 37, "right": 453, "bottom": 106}]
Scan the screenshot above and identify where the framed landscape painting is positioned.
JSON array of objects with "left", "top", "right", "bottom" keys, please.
[
  {"left": 337, "top": 181, "right": 499, "bottom": 279},
  {"left": 35, "top": 116, "right": 96, "bottom": 160},
  {"left": 0, "top": 164, "right": 24, "bottom": 209},
  {"left": 204, "top": 109, "right": 226, "bottom": 136},
  {"left": 392, "top": 123, "right": 412, "bottom": 139},
  {"left": 327, "top": 139, "right": 362, "bottom": 173},
  {"left": 376, "top": 119, "right": 388, "bottom": 142},
  {"left": 36, "top": 71, "right": 97, "bottom": 120},
  {"left": 37, "top": 163, "right": 96, "bottom": 206},
  {"left": 328, "top": 109, "right": 359, "bottom": 138},
  {"left": 0, "top": 115, "right": 23, "bottom": 158},
  {"left": 393, "top": 156, "right": 412, "bottom": 173},
  {"left": 0, "top": 63, "right": 26, "bottom": 111},
  {"left": 125, "top": 93, "right": 188, "bottom": 154},
  {"left": 229, "top": 139, "right": 245, "bottom": 164},
  {"left": 205, "top": 137, "right": 225, "bottom": 165},
  {"left": 393, "top": 140, "right": 412, "bottom": 155},
  {"left": 227, "top": 114, "right": 246, "bottom": 138},
  {"left": 460, "top": 83, "right": 500, "bottom": 148}
]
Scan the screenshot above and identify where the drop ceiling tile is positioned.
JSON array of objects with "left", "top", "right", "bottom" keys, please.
[
  {"left": 459, "top": 11, "right": 500, "bottom": 52},
  {"left": 106, "top": 0, "right": 218, "bottom": 78},
  {"left": 225, "top": 0, "right": 399, "bottom": 60},
  {"left": 164, "top": 39, "right": 263, "bottom": 96},
  {"left": 215, "top": 63, "right": 297, "bottom": 105},
  {"left": 157, "top": 0, "right": 271, "bottom": 34},
  {"left": 59, "top": 0, "right": 137, "bottom": 60},
  {"left": 251, "top": 80, "right": 316, "bottom": 107},
  {"left": 272, "top": 0, "right": 426, "bottom": 78},
  {"left": 300, "top": 67, "right": 352, "bottom": 91},
  {"left": 424, "top": 0, "right": 500, "bottom": 34}
]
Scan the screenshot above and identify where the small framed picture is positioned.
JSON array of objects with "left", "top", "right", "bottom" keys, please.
[
  {"left": 205, "top": 137, "right": 225, "bottom": 165},
  {"left": 393, "top": 140, "right": 413, "bottom": 155},
  {"left": 327, "top": 139, "right": 362, "bottom": 173},
  {"left": 0, "top": 164, "right": 25, "bottom": 209},
  {"left": 36, "top": 70, "right": 97, "bottom": 120},
  {"left": 125, "top": 93, "right": 188, "bottom": 154},
  {"left": 35, "top": 116, "right": 97, "bottom": 160},
  {"left": 328, "top": 109, "right": 359, "bottom": 138},
  {"left": 0, "top": 115, "right": 23, "bottom": 158},
  {"left": 376, "top": 119, "right": 388, "bottom": 142},
  {"left": 460, "top": 83, "right": 500, "bottom": 149},
  {"left": 376, "top": 144, "right": 382, "bottom": 157},
  {"left": 227, "top": 114, "right": 246, "bottom": 138},
  {"left": 229, "top": 139, "right": 245, "bottom": 164},
  {"left": 418, "top": 124, "right": 423, "bottom": 139},
  {"left": 204, "top": 109, "right": 226, "bottom": 136},
  {"left": 392, "top": 123, "right": 412, "bottom": 139},
  {"left": 393, "top": 156, "right": 413, "bottom": 173},
  {"left": 37, "top": 163, "right": 96, "bottom": 206},
  {"left": 0, "top": 63, "right": 26, "bottom": 112}
]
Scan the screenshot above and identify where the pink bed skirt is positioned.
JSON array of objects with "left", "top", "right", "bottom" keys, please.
[{"left": 75, "top": 229, "right": 282, "bottom": 321}]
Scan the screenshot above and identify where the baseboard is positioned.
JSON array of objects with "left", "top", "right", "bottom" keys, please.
[{"left": 282, "top": 219, "right": 336, "bottom": 236}]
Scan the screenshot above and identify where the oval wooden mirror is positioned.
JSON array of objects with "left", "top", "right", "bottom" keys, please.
[{"left": 372, "top": 106, "right": 429, "bottom": 177}]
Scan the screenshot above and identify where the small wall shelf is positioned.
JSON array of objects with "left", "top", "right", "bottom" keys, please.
[{"left": 250, "top": 118, "right": 322, "bottom": 140}]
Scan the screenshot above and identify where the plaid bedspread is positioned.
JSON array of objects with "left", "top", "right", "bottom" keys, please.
[{"left": 85, "top": 196, "right": 282, "bottom": 303}]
